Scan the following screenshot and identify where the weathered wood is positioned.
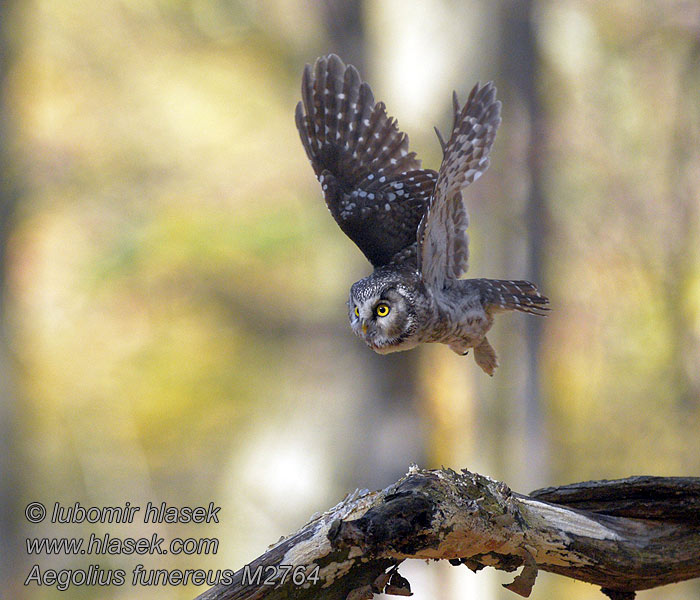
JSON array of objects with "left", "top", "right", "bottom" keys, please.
[
  {"left": 530, "top": 476, "right": 700, "bottom": 523},
  {"left": 194, "top": 468, "right": 700, "bottom": 600},
  {"left": 194, "top": 489, "right": 397, "bottom": 600}
]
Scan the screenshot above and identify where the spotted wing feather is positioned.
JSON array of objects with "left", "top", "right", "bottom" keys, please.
[
  {"left": 418, "top": 83, "right": 501, "bottom": 288},
  {"left": 296, "top": 54, "right": 438, "bottom": 267}
]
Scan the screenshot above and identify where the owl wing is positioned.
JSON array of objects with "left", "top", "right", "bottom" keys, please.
[
  {"left": 296, "top": 54, "right": 438, "bottom": 267},
  {"left": 417, "top": 83, "right": 501, "bottom": 289}
]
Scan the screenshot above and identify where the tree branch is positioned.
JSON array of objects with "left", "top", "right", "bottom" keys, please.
[{"left": 194, "top": 468, "right": 700, "bottom": 600}]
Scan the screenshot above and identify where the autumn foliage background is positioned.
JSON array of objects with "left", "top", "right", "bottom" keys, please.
[{"left": 1, "top": 1, "right": 699, "bottom": 599}]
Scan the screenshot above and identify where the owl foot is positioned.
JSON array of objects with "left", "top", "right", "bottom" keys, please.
[
  {"left": 448, "top": 341, "right": 470, "bottom": 356},
  {"left": 474, "top": 337, "right": 499, "bottom": 376}
]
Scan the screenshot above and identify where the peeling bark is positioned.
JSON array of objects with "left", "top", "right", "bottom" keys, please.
[{"left": 194, "top": 468, "right": 700, "bottom": 600}]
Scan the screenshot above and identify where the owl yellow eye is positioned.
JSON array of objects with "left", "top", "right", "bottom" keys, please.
[
  {"left": 354, "top": 306, "right": 360, "bottom": 317},
  {"left": 375, "top": 303, "right": 390, "bottom": 317}
]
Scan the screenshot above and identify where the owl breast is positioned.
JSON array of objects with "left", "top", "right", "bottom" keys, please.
[{"left": 424, "top": 281, "right": 492, "bottom": 349}]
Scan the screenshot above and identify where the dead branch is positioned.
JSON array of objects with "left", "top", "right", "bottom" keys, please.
[{"left": 194, "top": 468, "right": 700, "bottom": 600}]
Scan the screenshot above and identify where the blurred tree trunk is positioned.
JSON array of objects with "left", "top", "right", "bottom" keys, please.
[
  {"left": 497, "top": 0, "right": 550, "bottom": 490},
  {"left": 319, "top": 0, "right": 366, "bottom": 73},
  {"left": 0, "top": 0, "right": 20, "bottom": 595},
  {"left": 319, "top": 0, "right": 426, "bottom": 489},
  {"left": 664, "top": 39, "right": 700, "bottom": 415}
]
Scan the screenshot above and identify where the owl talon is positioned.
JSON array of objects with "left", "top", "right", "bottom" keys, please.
[{"left": 449, "top": 342, "right": 470, "bottom": 356}]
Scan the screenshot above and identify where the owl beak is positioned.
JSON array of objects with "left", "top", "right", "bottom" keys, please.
[{"left": 361, "top": 322, "right": 368, "bottom": 335}]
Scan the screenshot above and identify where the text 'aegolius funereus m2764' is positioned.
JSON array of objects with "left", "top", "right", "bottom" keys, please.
[{"left": 295, "top": 55, "right": 549, "bottom": 375}]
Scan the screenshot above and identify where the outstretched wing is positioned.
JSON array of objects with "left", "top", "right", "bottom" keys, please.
[
  {"left": 417, "top": 83, "right": 501, "bottom": 288},
  {"left": 295, "top": 54, "right": 438, "bottom": 267}
]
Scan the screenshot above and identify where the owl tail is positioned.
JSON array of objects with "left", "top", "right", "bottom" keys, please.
[{"left": 475, "top": 279, "right": 549, "bottom": 316}]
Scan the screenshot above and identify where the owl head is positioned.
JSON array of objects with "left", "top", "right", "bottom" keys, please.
[{"left": 348, "top": 268, "right": 426, "bottom": 354}]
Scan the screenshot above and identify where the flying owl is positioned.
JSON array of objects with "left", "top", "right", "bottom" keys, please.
[{"left": 295, "top": 55, "right": 549, "bottom": 375}]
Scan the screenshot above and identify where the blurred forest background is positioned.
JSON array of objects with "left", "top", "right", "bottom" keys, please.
[{"left": 1, "top": 1, "right": 699, "bottom": 599}]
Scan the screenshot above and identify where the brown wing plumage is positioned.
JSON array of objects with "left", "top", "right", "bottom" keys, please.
[
  {"left": 418, "top": 83, "right": 501, "bottom": 288},
  {"left": 295, "top": 54, "right": 437, "bottom": 267}
]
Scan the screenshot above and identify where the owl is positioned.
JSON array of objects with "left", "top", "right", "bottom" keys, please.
[{"left": 295, "top": 55, "right": 549, "bottom": 375}]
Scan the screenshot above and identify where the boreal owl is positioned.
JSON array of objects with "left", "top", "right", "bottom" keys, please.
[{"left": 295, "top": 55, "right": 549, "bottom": 375}]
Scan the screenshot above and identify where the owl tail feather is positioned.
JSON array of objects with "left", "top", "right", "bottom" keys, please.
[{"left": 475, "top": 279, "right": 550, "bottom": 316}]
